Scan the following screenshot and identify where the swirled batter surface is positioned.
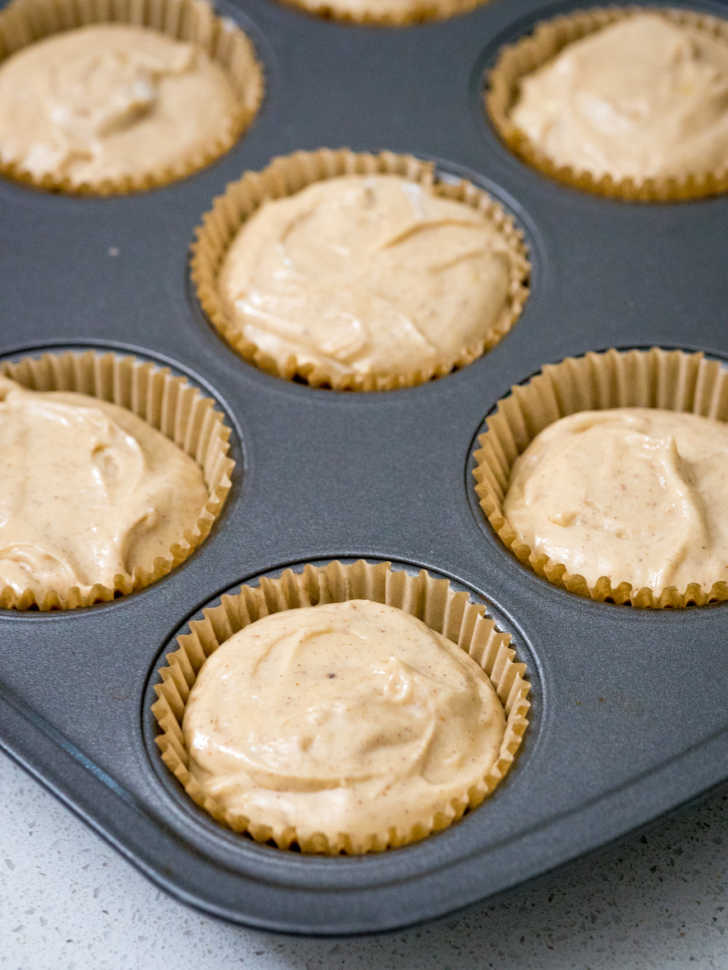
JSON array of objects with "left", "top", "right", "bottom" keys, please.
[
  {"left": 184, "top": 600, "right": 506, "bottom": 839},
  {"left": 0, "top": 376, "right": 207, "bottom": 598},
  {"left": 504, "top": 408, "right": 728, "bottom": 592},
  {"left": 510, "top": 14, "right": 728, "bottom": 180},
  {"left": 0, "top": 24, "right": 239, "bottom": 184},
  {"left": 218, "top": 175, "right": 515, "bottom": 383}
]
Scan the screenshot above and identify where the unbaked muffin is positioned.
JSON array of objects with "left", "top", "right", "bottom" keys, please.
[
  {"left": 0, "top": 0, "right": 263, "bottom": 193},
  {"left": 486, "top": 8, "right": 728, "bottom": 201},
  {"left": 473, "top": 348, "right": 728, "bottom": 607},
  {"left": 0, "top": 352, "right": 233, "bottom": 609},
  {"left": 153, "top": 560, "right": 530, "bottom": 852},
  {"left": 277, "top": 0, "right": 489, "bottom": 27},
  {"left": 193, "top": 150, "right": 530, "bottom": 390}
]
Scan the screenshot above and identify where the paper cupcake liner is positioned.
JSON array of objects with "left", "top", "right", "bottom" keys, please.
[
  {"left": 191, "top": 148, "right": 531, "bottom": 391},
  {"left": 473, "top": 347, "right": 728, "bottom": 608},
  {"left": 152, "top": 559, "right": 531, "bottom": 854},
  {"left": 485, "top": 6, "right": 728, "bottom": 203},
  {"left": 275, "top": 0, "right": 490, "bottom": 28},
  {"left": 0, "top": 349, "right": 234, "bottom": 609},
  {"left": 0, "top": 0, "right": 264, "bottom": 195}
]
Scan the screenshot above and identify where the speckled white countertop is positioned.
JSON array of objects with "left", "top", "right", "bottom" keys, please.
[{"left": 1, "top": 752, "right": 726, "bottom": 970}]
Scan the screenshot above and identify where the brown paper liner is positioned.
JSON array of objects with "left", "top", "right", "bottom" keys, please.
[
  {"left": 485, "top": 7, "right": 728, "bottom": 203},
  {"left": 152, "top": 559, "right": 531, "bottom": 854},
  {"left": 0, "top": 0, "right": 264, "bottom": 195},
  {"left": 275, "top": 0, "right": 490, "bottom": 28},
  {"left": 0, "top": 350, "right": 234, "bottom": 609},
  {"left": 473, "top": 347, "right": 728, "bottom": 608},
  {"left": 191, "top": 148, "right": 531, "bottom": 391}
]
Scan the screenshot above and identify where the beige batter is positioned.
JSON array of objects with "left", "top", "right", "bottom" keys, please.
[
  {"left": 284, "top": 0, "right": 478, "bottom": 24},
  {"left": 218, "top": 175, "right": 515, "bottom": 384},
  {"left": 184, "top": 600, "right": 506, "bottom": 842},
  {"left": 0, "top": 24, "right": 240, "bottom": 185},
  {"left": 504, "top": 408, "right": 728, "bottom": 593},
  {"left": 0, "top": 376, "right": 207, "bottom": 600},
  {"left": 510, "top": 14, "right": 728, "bottom": 180}
]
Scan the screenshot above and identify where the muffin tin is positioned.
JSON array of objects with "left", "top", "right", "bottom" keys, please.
[{"left": 0, "top": 0, "right": 727, "bottom": 937}]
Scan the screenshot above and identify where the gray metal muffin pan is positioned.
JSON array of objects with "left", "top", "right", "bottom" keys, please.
[{"left": 0, "top": 0, "right": 727, "bottom": 936}]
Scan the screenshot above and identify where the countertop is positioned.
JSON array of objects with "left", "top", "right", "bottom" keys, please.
[{"left": 1, "top": 753, "right": 726, "bottom": 970}]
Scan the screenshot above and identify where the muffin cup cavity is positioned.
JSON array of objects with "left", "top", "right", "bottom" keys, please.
[
  {"left": 485, "top": 6, "right": 728, "bottom": 202},
  {"left": 0, "top": 349, "right": 234, "bottom": 610},
  {"left": 151, "top": 559, "right": 531, "bottom": 854},
  {"left": 0, "top": 0, "right": 264, "bottom": 195},
  {"left": 473, "top": 347, "right": 728, "bottom": 608},
  {"left": 191, "top": 148, "right": 530, "bottom": 391}
]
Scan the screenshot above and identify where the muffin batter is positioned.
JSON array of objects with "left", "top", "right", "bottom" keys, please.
[
  {"left": 184, "top": 600, "right": 506, "bottom": 841},
  {"left": 510, "top": 14, "right": 728, "bottom": 180},
  {"left": 218, "top": 174, "right": 517, "bottom": 385},
  {"left": 504, "top": 408, "right": 728, "bottom": 592},
  {"left": 0, "top": 376, "right": 207, "bottom": 600},
  {"left": 0, "top": 24, "right": 240, "bottom": 185},
  {"left": 282, "top": 0, "right": 481, "bottom": 25}
]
